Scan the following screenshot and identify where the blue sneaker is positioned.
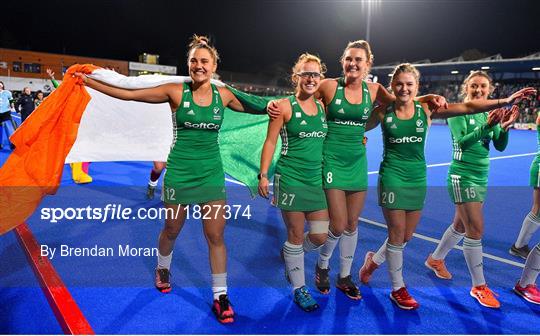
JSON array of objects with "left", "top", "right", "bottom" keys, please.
[{"left": 293, "top": 286, "right": 319, "bottom": 312}]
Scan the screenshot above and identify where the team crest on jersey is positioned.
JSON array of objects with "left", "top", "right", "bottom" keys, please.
[
  {"left": 213, "top": 107, "right": 221, "bottom": 120},
  {"left": 386, "top": 116, "right": 393, "bottom": 123},
  {"left": 416, "top": 119, "right": 424, "bottom": 127},
  {"left": 295, "top": 112, "right": 302, "bottom": 118},
  {"left": 470, "top": 119, "right": 476, "bottom": 125},
  {"left": 363, "top": 107, "right": 370, "bottom": 115},
  {"left": 183, "top": 101, "right": 190, "bottom": 108},
  {"left": 335, "top": 99, "right": 342, "bottom": 105}
]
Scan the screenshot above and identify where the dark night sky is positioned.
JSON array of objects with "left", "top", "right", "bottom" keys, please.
[{"left": 1, "top": 0, "right": 539, "bottom": 76}]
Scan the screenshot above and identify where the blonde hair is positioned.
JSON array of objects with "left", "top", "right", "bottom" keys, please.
[
  {"left": 460, "top": 70, "right": 494, "bottom": 100},
  {"left": 290, "top": 53, "right": 327, "bottom": 88},
  {"left": 341, "top": 40, "right": 374, "bottom": 65},
  {"left": 187, "top": 34, "right": 220, "bottom": 63},
  {"left": 390, "top": 63, "right": 421, "bottom": 85}
]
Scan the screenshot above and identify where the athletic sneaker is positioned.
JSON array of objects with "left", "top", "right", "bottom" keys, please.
[
  {"left": 212, "top": 294, "right": 234, "bottom": 323},
  {"left": 336, "top": 274, "right": 362, "bottom": 300},
  {"left": 154, "top": 268, "right": 171, "bottom": 293},
  {"left": 315, "top": 264, "right": 330, "bottom": 294},
  {"left": 359, "top": 251, "right": 378, "bottom": 284},
  {"left": 293, "top": 286, "right": 319, "bottom": 312},
  {"left": 425, "top": 254, "right": 452, "bottom": 279},
  {"left": 513, "top": 282, "right": 540, "bottom": 304},
  {"left": 470, "top": 284, "right": 500, "bottom": 308},
  {"left": 390, "top": 287, "right": 419, "bottom": 310},
  {"left": 146, "top": 184, "right": 156, "bottom": 200},
  {"left": 509, "top": 244, "right": 531, "bottom": 260}
]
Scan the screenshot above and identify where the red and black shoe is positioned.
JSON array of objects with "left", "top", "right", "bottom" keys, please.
[
  {"left": 154, "top": 268, "right": 171, "bottom": 293},
  {"left": 212, "top": 294, "right": 235, "bottom": 323},
  {"left": 336, "top": 274, "right": 362, "bottom": 300},
  {"left": 390, "top": 287, "right": 419, "bottom": 310}
]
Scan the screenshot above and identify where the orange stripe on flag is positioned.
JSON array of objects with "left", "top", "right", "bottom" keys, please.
[{"left": 0, "top": 64, "right": 100, "bottom": 235}]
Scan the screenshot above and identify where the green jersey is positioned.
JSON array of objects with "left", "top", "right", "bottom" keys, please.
[
  {"left": 378, "top": 102, "right": 428, "bottom": 210},
  {"left": 274, "top": 96, "right": 327, "bottom": 211},
  {"left": 447, "top": 112, "right": 508, "bottom": 203},
  {"left": 163, "top": 82, "right": 226, "bottom": 204},
  {"left": 529, "top": 126, "right": 540, "bottom": 188},
  {"left": 449, "top": 112, "right": 507, "bottom": 170},
  {"left": 322, "top": 79, "right": 372, "bottom": 190}
]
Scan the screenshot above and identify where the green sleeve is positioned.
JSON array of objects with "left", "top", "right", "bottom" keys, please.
[
  {"left": 448, "top": 116, "right": 495, "bottom": 150},
  {"left": 226, "top": 85, "right": 273, "bottom": 115},
  {"left": 51, "top": 79, "right": 59, "bottom": 88},
  {"left": 491, "top": 124, "right": 509, "bottom": 152}
]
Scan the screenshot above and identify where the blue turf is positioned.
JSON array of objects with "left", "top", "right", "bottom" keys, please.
[{"left": 1, "top": 125, "right": 540, "bottom": 334}]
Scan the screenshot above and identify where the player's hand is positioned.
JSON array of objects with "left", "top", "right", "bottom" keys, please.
[
  {"left": 506, "top": 87, "right": 537, "bottom": 105},
  {"left": 500, "top": 105, "right": 520, "bottom": 131},
  {"left": 46, "top": 68, "right": 55, "bottom": 79},
  {"left": 258, "top": 177, "right": 270, "bottom": 199},
  {"left": 487, "top": 108, "right": 504, "bottom": 127},
  {"left": 426, "top": 94, "right": 448, "bottom": 113},
  {"left": 267, "top": 100, "right": 281, "bottom": 120},
  {"left": 72, "top": 72, "right": 88, "bottom": 85}
]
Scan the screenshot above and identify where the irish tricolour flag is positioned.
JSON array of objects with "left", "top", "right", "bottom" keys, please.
[{"left": 0, "top": 64, "right": 274, "bottom": 234}]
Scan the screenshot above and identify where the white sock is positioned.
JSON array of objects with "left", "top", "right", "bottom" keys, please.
[
  {"left": 212, "top": 273, "right": 227, "bottom": 300},
  {"left": 303, "top": 232, "right": 320, "bottom": 253},
  {"left": 283, "top": 241, "right": 305, "bottom": 289},
  {"left": 318, "top": 230, "right": 341, "bottom": 269},
  {"left": 519, "top": 243, "right": 540, "bottom": 287},
  {"left": 339, "top": 229, "right": 358, "bottom": 277},
  {"left": 515, "top": 212, "right": 540, "bottom": 248},
  {"left": 463, "top": 237, "right": 486, "bottom": 287},
  {"left": 148, "top": 179, "right": 158, "bottom": 187},
  {"left": 432, "top": 224, "right": 465, "bottom": 260},
  {"left": 157, "top": 251, "right": 172, "bottom": 270},
  {"left": 373, "top": 238, "right": 407, "bottom": 266},
  {"left": 373, "top": 238, "right": 388, "bottom": 265},
  {"left": 386, "top": 242, "right": 405, "bottom": 291}
]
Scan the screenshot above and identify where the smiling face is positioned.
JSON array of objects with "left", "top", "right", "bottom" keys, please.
[
  {"left": 465, "top": 75, "right": 491, "bottom": 101},
  {"left": 187, "top": 47, "right": 217, "bottom": 83},
  {"left": 295, "top": 61, "right": 321, "bottom": 96},
  {"left": 391, "top": 72, "right": 419, "bottom": 104},
  {"left": 341, "top": 48, "right": 371, "bottom": 80},
  {"left": 23, "top": 87, "right": 31, "bottom": 95},
  {"left": 37, "top": 92, "right": 44, "bottom": 100}
]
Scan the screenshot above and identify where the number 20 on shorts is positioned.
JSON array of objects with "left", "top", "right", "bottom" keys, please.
[{"left": 381, "top": 191, "right": 395, "bottom": 204}]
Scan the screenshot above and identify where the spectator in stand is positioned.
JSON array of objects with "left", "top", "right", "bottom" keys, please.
[
  {"left": 15, "top": 87, "right": 35, "bottom": 122},
  {"left": 0, "top": 81, "right": 16, "bottom": 150},
  {"left": 34, "top": 91, "right": 44, "bottom": 108}
]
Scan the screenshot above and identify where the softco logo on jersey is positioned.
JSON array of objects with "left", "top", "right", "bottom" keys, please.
[
  {"left": 184, "top": 122, "right": 220, "bottom": 130},
  {"left": 334, "top": 119, "right": 363, "bottom": 126},
  {"left": 299, "top": 131, "right": 327, "bottom": 138},
  {"left": 389, "top": 136, "right": 423, "bottom": 143}
]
